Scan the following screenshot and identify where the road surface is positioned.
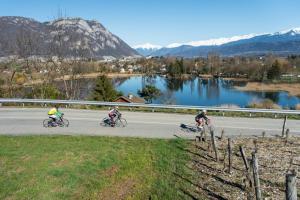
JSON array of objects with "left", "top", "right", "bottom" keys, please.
[{"left": 0, "top": 108, "right": 299, "bottom": 138}]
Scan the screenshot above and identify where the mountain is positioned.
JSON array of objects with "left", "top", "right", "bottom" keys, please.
[
  {"left": 0, "top": 16, "right": 139, "bottom": 59},
  {"left": 133, "top": 43, "right": 162, "bottom": 56},
  {"left": 148, "top": 28, "right": 300, "bottom": 57}
]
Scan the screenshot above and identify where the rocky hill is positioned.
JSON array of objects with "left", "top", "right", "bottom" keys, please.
[{"left": 0, "top": 16, "right": 139, "bottom": 59}]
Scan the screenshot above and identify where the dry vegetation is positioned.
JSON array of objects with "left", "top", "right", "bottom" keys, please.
[
  {"left": 248, "top": 99, "right": 282, "bottom": 109},
  {"left": 235, "top": 82, "right": 300, "bottom": 97},
  {"left": 181, "top": 134, "right": 300, "bottom": 199}
]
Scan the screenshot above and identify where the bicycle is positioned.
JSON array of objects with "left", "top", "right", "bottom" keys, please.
[
  {"left": 100, "top": 113, "right": 127, "bottom": 127},
  {"left": 43, "top": 114, "right": 69, "bottom": 128}
]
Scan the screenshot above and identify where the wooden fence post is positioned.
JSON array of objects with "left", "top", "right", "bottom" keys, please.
[
  {"left": 252, "top": 152, "right": 261, "bottom": 200},
  {"left": 285, "top": 170, "right": 297, "bottom": 200},
  {"left": 210, "top": 130, "right": 218, "bottom": 161},
  {"left": 228, "top": 138, "right": 232, "bottom": 174},
  {"left": 285, "top": 129, "right": 290, "bottom": 144},
  {"left": 199, "top": 129, "right": 205, "bottom": 142},
  {"left": 240, "top": 146, "right": 253, "bottom": 189},
  {"left": 253, "top": 139, "right": 258, "bottom": 153},
  {"left": 282, "top": 115, "right": 287, "bottom": 137},
  {"left": 240, "top": 146, "right": 249, "bottom": 171},
  {"left": 221, "top": 129, "right": 225, "bottom": 140}
]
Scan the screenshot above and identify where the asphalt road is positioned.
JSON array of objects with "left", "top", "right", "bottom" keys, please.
[{"left": 0, "top": 107, "right": 300, "bottom": 138}]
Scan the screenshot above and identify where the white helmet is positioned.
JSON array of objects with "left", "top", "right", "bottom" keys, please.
[{"left": 202, "top": 109, "right": 207, "bottom": 114}]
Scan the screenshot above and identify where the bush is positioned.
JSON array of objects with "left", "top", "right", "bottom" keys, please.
[
  {"left": 25, "top": 84, "right": 64, "bottom": 99},
  {"left": 248, "top": 99, "right": 281, "bottom": 109},
  {"left": 14, "top": 73, "right": 27, "bottom": 85}
]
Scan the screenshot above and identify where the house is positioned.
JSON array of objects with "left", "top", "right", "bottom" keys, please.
[
  {"left": 114, "top": 94, "right": 146, "bottom": 104},
  {"left": 120, "top": 68, "right": 125, "bottom": 73}
]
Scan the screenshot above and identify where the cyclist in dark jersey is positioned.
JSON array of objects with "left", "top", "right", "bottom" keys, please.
[
  {"left": 108, "top": 106, "right": 121, "bottom": 127},
  {"left": 195, "top": 110, "right": 209, "bottom": 128}
]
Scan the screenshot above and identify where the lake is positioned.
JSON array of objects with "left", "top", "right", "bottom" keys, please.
[
  {"left": 112, "top": 75, "right": 300, "bottom": 108},
  {"left": 44, "top": 75, "right": 300, "bottom": 108}
]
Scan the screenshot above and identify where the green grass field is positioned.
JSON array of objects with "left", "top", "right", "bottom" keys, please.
[{"left": 0, "top": 136, "right": 191, "bottom": 200}]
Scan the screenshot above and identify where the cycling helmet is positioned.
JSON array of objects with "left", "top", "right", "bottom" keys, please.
[{"left": 202, "top": 109, "right": 207, "bottom": 114}]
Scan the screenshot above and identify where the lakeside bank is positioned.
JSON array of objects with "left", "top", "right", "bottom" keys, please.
[{"left": 235, "top": 82, "right": 300, "bottom": 97}]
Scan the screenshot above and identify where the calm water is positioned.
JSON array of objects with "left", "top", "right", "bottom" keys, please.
[{"left": 112, "top": 75, "right": 300, "bottom": 108}]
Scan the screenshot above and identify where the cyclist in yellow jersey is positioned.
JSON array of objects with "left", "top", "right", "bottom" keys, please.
[{"left": 48, "top": 105, "right": 58, "bottom": 123}]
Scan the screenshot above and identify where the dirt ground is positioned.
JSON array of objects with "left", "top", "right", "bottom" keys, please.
[{"left": 181, "top": 134, "right": 300, "bottom": 199}]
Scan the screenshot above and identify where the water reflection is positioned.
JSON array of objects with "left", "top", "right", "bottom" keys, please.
[
  {"left": 165, "top": 78, "right": 182, "bottom": 91},
  {"left": 114, "top": 76, "right": 300, "bottom": 108},
  {"left": 112, "top": 77, "right": 130, "bottom": 87},
  {"left": 206, "top": 79, "right": 220, "bottom": 99}
]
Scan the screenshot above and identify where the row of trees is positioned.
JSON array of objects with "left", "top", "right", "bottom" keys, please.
[{"left": 138, "top": 54, "right": 300, "bottom": 81}]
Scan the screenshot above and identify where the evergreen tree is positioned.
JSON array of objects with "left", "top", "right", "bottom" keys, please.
[
  {"left": 267, "top": 60, "right": 281, "bottom": 80},
  {"left": 90, "top": 75, "right": 122, "bottom": 101}
]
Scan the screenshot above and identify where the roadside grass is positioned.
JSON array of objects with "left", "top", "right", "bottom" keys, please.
[{"left": 0, "top": 136, "right": 192, "bottom": 200}]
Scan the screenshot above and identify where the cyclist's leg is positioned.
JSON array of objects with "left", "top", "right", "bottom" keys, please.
[
  {"left": 195, "top": 118, "right": 200, "bottom": 126},
  {"left": 198, "top": 118, "right": 205, "bottom": 128},
  {"left": 49, "top": 115, "right": 55, "bottom": 121},
  {"left": 109, "top": 114, "right": 116, "bottom": 126}
]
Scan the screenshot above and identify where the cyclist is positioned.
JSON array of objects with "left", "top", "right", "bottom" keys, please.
[
  {"left": 48, "top": 105, "right": 59, "bottom": 124},
  {"left": 108, "top": 106, "right": 121, "bottom": 127},
  {"left": 195, "top": 110, "right": 209, "bottom": 129}
]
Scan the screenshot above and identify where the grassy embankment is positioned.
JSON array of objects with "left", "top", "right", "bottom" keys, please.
[{"left": 0, "top": 136, "right": 192, "bottom": 200}]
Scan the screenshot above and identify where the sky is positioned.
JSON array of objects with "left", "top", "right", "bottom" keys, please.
[{"left": 1, "top": 0, "right": 300, "bottom": 47}]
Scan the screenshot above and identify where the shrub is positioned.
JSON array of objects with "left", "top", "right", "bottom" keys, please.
[
  {"left": 14, "top": 73, "right": 27, "bottom": 85},
  {"left": 248, "top": 99, "right": 281, "bottom": 109},
  {"left": 25, "top": 84, "right": 64, "bottom": 99}
]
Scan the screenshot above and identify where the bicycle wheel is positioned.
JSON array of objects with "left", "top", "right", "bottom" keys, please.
[
  {"left": 117, "top": 118, "right": 127, "bottom": 127},
  {"left": 100, "top": 117, "right": 110, "bottom": 127},
  {"left": 62, "top": 118, "right": 69, "bottom": 127},
  {"left": 43, "top": 119, "right": 53, "bottom": 128}
]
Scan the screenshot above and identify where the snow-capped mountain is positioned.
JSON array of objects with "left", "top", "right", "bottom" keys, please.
[
  {"left": 133, "top": 43, "right": 162, "bottom": 56},
  {"left": 0, "top": 16, "right": 139, "bottom": 59},
  {"left": 147, "top": 28, "right": 300, "bottom": 57},
  {"left": 166, "top": 34, "right": 259, "bottom": 48}
]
